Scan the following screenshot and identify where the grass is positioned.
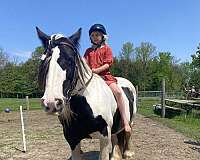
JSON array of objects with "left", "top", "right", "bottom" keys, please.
[
  {"left": 0, "top": 98, "right": 41, "bottom": 112},
  {"left": 138, "top": 97, "right": 200, "bottom": 140}
]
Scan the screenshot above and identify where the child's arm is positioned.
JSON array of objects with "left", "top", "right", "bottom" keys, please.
[
  {"left": 93, "top": 46, "right": 113, "bottom": 74},
  {"left": 92, "top": 64, "right": 109, "bottom": 74},
  {"left": 83, "top": 57, "right": 89, "bottom": 65}
]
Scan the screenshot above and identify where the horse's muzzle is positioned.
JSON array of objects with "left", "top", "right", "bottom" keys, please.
[{"left": 41, "top": 98, "right": 63, "bottom": 114}]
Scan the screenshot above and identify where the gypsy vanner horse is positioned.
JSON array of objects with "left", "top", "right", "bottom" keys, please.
[{"left": 36, "top": 27, "right": 137, "bottom": 160}]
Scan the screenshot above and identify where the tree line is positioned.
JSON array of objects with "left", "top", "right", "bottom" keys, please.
[{"left": 0, "top": 42, "right": 199, "bottom": 97}]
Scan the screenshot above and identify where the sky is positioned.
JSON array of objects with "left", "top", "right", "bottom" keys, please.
[{"left": 0, "top": 0, "right": 199, "bottom": 62}]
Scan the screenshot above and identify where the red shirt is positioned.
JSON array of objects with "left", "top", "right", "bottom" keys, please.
[{"left": 84, "top": 44, "right": 117, "bottom": 85}]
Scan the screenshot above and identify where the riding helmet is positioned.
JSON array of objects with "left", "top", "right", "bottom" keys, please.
[{"left": 89, "top": 24, "right": 107, "bottom": 36}]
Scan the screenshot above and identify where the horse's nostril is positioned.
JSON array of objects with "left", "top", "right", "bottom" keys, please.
[
  {"left": 45, "top": 106, "right": 50, "bottom": 112},
  {"left": 55, "top": 98, "right": 63, "bottom": 105}
]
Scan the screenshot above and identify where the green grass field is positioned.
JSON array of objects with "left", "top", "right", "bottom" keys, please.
[
  {"left": 0, "top": 98, "right": 41, "bottom": 112},
  {"left": 138, "top": 97, "right": 200, "bottom": 140}
]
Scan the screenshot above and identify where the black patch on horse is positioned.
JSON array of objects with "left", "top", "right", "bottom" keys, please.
[
  {"left": 111, "top": 87, "right": 134, "bottom": 134},
  {"left": 58, "top": 95, "right": 108, "bottom": 150}
]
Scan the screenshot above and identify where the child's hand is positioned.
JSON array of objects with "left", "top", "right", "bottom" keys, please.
[{"left": 92, "top": 68, "right": 98, "bottom": 74}]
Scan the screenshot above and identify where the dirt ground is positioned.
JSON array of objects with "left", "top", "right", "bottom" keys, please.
[{"left": 0, "top": 110, "right": 200, "bottom": 160}]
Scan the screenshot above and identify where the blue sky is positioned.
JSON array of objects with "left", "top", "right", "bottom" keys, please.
[{"left": 0, "top": 0, "right": 199, "bottom": 62}]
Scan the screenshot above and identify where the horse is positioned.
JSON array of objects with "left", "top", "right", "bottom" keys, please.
[{"left": 36, "top": 27, "right": 137, "bottom": 160}]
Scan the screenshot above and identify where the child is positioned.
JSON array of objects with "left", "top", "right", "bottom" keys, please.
[{"left": 84, "top": 24, "right": 131, "bottom": 133}]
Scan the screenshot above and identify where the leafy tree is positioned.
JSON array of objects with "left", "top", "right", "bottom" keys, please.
[
  {"left": 21, "top": 46, "right": 44, "bottom": 94},
  {"left": 191, "top": 43, "right": 200, "bottom": 68},
  {"left": 119, "top": 42, "right": 134, "bottom": 60},
  {"left": 135, "top": 42, "right": 156, "bottom": 90},
  {"left": 0, "top": 48, "right": 8, "bottom": 69}
]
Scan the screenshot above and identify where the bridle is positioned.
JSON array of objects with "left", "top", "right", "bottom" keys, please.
[{"left": 41, "top": 36, "right": 93, "bottom": 103}]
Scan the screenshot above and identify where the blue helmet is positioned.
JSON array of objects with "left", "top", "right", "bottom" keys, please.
[{"left": 89, "top": 24, "right": 107, "bottom": 36}]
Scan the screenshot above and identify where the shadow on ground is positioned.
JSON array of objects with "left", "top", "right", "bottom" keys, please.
[
  {"left": 68, "top": 151, "right": 99, "bottom": 160},
  {"left": 184, "top": 140, "right": 200, "bottom": 153},
  {"left": 184, "top": 140, "right": 200, "bottom": 146}
]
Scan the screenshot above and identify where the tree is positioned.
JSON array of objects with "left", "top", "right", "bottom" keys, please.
[
  {"left": 119, "top": 42, "right": 134, "bottom": 60},
  {"left": 21, "top": 46, "right": 44, "bottom": 94},
  {"left": 134, "top": 42, "right": 156, "bottom": 90},
  {"left": 0, "top": 48, "right": 8, "bottom": 69},
  {"left": 31, "top": 46, "right": 44, "bottom": 61},
  {"left": 191, "top": 43, "right": 200, "bottom": 68}
]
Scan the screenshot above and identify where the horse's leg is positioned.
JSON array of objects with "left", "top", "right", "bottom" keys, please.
[
  {"left": 123, "top": 131, "right": 135, "bottom": 159},
  {"left": 71, "top": 143, "right": 82, "bottom": 160},
  {"left": 110, "top": 134, "right": 122, "bottom": 160},
  {"left": 99, "top": 127, "right": 111, "bottom": 160}
]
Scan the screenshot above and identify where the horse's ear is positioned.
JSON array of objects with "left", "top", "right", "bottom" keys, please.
[
  {"left": 36, "top": 27, "right": 50, "bottom": 48},
  {"left": 69, "top": 28, "right": 82, "bottom": 45}
]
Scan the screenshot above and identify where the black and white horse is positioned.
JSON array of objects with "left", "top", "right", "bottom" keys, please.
[{"left": 36, "top": 27, "right": 137, "bottom": 160}]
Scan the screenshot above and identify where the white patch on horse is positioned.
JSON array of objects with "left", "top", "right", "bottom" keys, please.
[
  {"left": 74, "top": 57, "right": 135, "bottom": 127},
  {"left": 51, "top": 33, "right": 65, "bottom": 40},
  {"left": 82, "top": 75, "right": 117, "bottom": 127},
  {"left": 42, "top": 46, "right": 66, "bottom": 102},
  {"left": 40, "top": 54, "right": 46, "bottom": 60}
]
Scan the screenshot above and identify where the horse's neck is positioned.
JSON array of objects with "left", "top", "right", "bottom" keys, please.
[{"left": 74, "top": 56, "right": 93, "bottom": 94}]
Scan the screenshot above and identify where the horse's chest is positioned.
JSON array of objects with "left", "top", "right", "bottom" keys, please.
[{"left": 59, "top": 95, "right": 108, "bottom": 150}]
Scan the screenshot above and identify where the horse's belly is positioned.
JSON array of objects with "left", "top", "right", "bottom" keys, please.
[{"left": 89, "top": 131, "right": 105, "bottom": 139}]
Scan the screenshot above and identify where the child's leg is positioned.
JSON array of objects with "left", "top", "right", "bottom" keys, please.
[{"left": 109, "top": 83, "right": 131, "bottom": 133}]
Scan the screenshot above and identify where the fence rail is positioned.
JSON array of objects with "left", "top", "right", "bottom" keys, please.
[
  {"left": 0, "top": 92, "right": 43, "bottom": 98},
  {"left": 0, "top": 90, "right": 184, "bottom": 99},
  {"left": 138, "top": 91, "right": 184, "bottom": 99}
]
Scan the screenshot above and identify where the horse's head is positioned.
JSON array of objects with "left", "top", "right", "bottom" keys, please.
[{"left": 36, "top": 27, "right": 81, "bottom": 114}]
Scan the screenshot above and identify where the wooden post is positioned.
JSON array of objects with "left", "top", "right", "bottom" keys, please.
[
  {"left": 136, "top": 85, "right": 139, "bottom": 105},
  {"left": 161, "top": 79, "right": 166, "bottom": 118},
  {"left": 26, "top": 96, "right": 30, "bottom": 110}
]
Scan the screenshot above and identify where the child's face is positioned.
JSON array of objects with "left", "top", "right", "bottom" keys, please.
[{"left": 90, "top": 31, "right": 103, "bottom": 44}]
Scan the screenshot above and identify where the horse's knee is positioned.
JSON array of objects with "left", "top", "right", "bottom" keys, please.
[
  {"left": 99, "top": 136, "right": 111, "bottom": 160},
  {"left": 123, "top": 132, "right": 135, "bottom": 159},
  {"left": 111, "top": 145, "right": 122, "bottom": 160}
]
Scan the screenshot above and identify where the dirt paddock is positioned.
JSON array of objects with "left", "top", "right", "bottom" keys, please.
[{"left": 0, "top": 110, "right": 200, "bottom": 160}]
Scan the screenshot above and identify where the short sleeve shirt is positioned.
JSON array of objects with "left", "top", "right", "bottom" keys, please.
[{"left": 84, "top": 44, "right": 117, "bottom": 85}]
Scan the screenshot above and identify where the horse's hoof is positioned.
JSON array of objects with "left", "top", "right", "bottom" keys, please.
[{"left": 123, "top": 150, "right": 135, "bottom": 159}]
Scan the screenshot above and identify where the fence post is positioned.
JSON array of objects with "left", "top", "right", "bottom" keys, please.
[
  {"left": 136, "top": 85, "right": 139, "bottom": 105},
  {"left": 26, "top": 96, "right": 30, "bottom": 110},
  {"left": 161, "top": 78, "right": 166, "bottom": 118}
]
